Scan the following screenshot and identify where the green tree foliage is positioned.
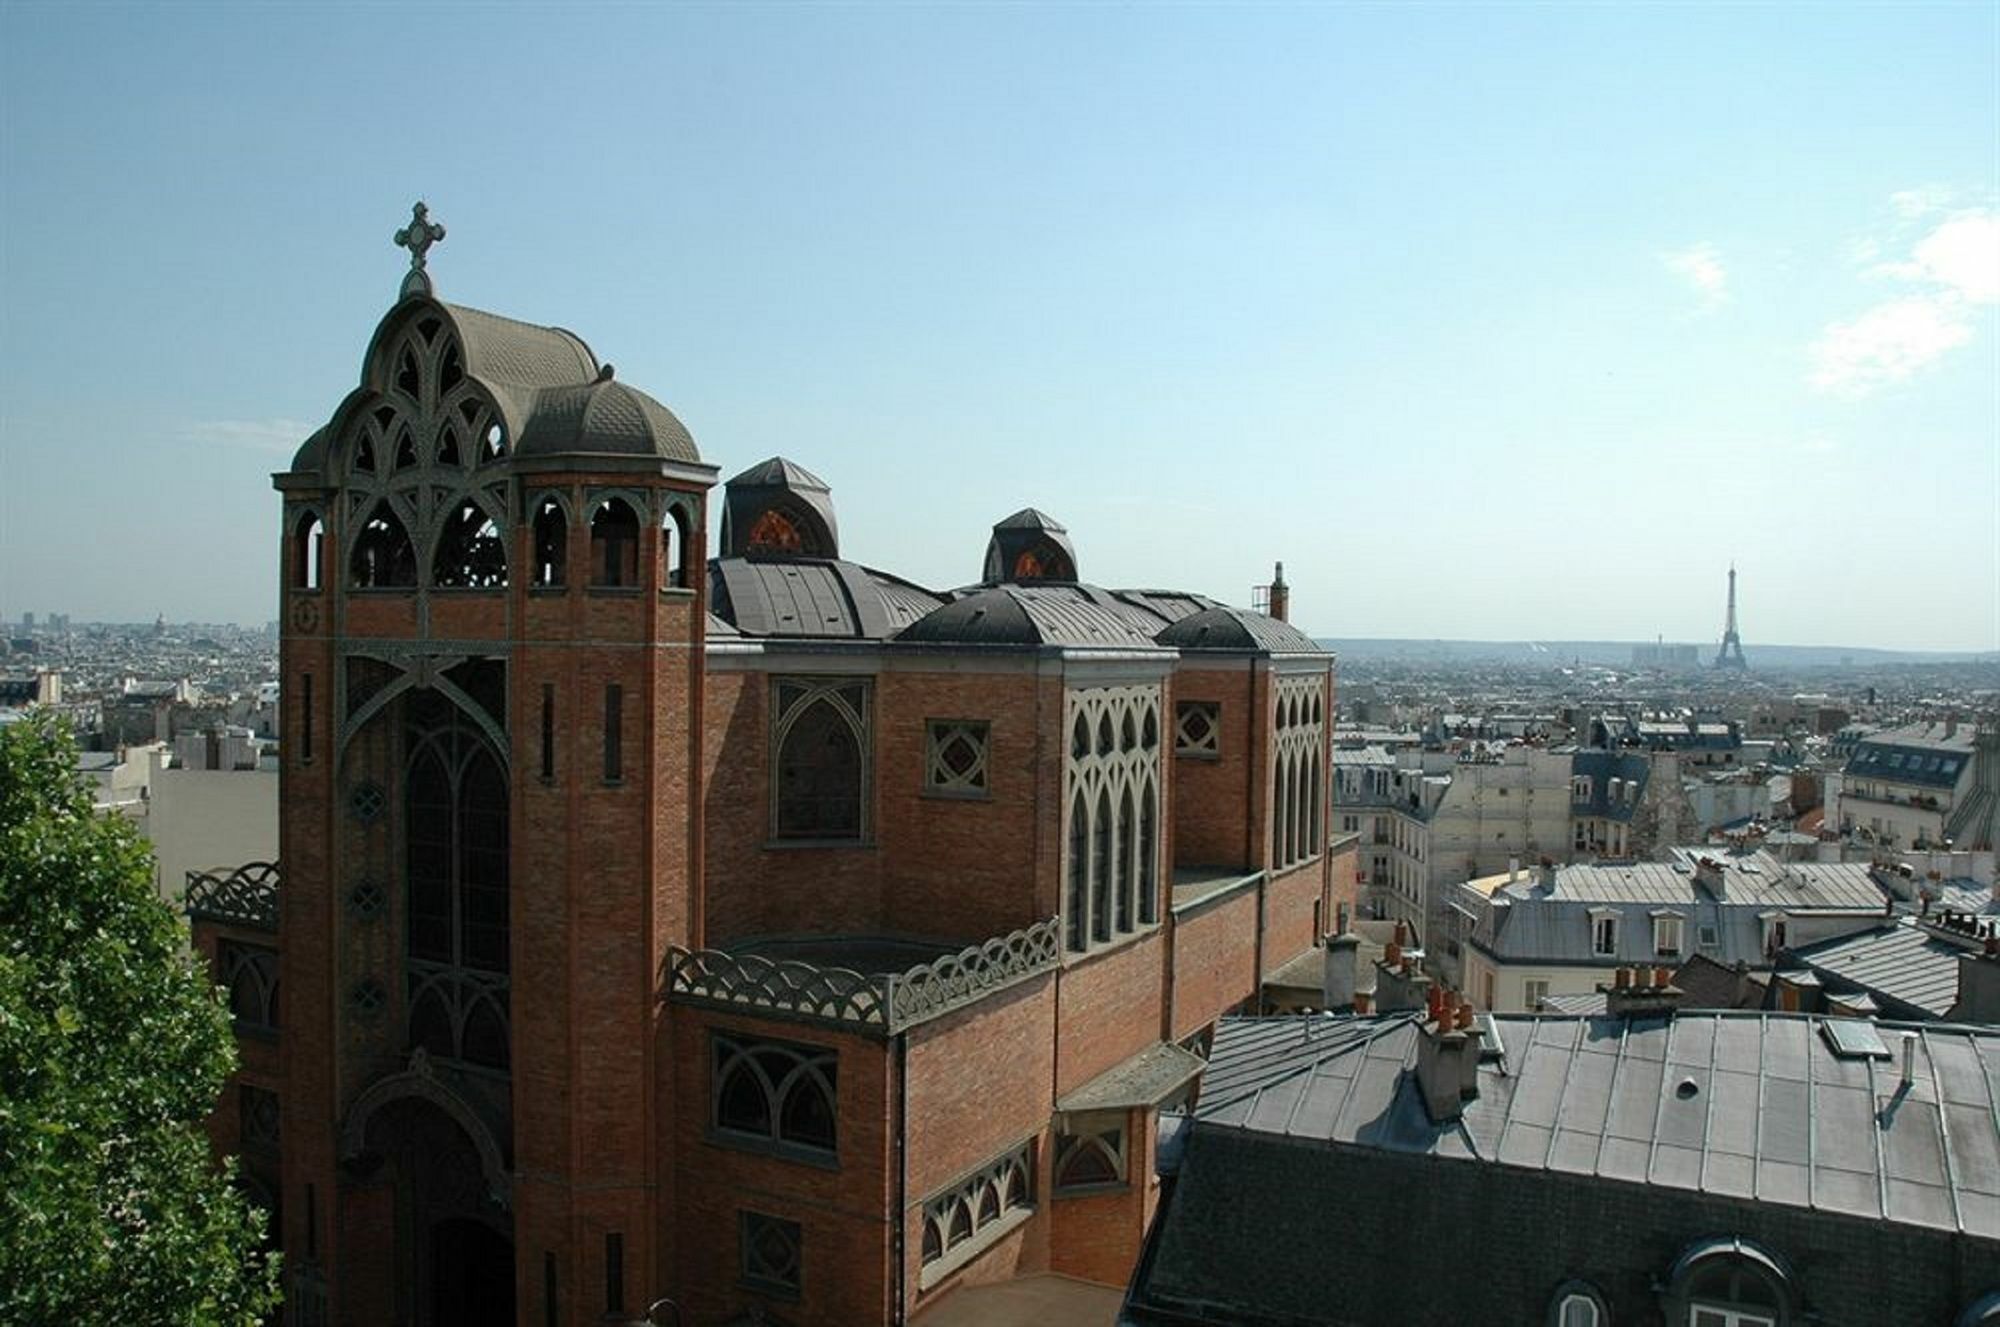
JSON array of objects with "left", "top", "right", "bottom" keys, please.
[{"left": 0, "top": 719, "right": 281, "bottom": 1323}]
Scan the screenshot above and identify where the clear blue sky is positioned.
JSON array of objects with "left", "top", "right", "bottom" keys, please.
[{"left": 2, "top": 3, "right": 1995, "bottom": 650}]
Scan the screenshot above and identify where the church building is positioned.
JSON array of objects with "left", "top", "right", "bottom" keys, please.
[{"left": 185, "top": 208, "right": 1353, "bottom": 1326}]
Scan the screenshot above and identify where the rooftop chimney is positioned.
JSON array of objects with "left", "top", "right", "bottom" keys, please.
[
  {"left": 1374, "top": 951, "right": 1432, "bottom": 1013},
  {"left": 1601, "top": 965, "right": 1686, "bottom": 1020},
  {"left": 1267, "top": 562, "right": 1289, "bottom": 623},
  {"left": 1321, "top": 931, "right": 1361, "bottom": 1012},
  {"left": 1415, "top": 990, "right": 1479, "bottom": 1124},
  {"left": 1539, "top": 857, "right": 1558, "bottom": 891}
]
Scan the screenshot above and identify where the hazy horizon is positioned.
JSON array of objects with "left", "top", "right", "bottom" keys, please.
[{"left": 2, "top": 4, "right": 1994, "bottom": 650}]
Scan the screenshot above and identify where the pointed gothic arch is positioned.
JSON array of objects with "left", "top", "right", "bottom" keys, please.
[{"left": 351, "top": 501, "right": 418, "bottom": 588}]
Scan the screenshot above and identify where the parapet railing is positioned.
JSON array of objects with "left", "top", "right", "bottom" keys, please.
[
  {"left": 185, "top": 861, "right": 281, "bottom": 931},
  {"left": 665, "top": 916, "right": 1062, "bottom": 1035}
]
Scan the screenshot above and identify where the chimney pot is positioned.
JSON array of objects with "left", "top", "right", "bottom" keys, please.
[
  {"left": 1901, "top": 1033, "right": 1917, "bottom": 1086},
  {"left": 1615, "top": 967, "right": 1632, "bottom": 990},
  {"left": 1654, "top": 965, "right": 1672, "bottom": 988},
  {"left": 1384, "top": 939, "right": 1402, "bottom": 969}
]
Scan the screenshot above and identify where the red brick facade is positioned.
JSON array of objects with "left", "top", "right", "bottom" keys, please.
[{"left": 192, "top": 287, "right": 1340, "bottom": 1326}]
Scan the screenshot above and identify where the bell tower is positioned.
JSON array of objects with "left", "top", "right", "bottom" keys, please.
[{"left": 272, "top": 205, "right": 716, "bottom": 1325}]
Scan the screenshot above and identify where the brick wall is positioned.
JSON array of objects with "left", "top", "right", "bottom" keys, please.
[{"left": 1169, "top": 888, "right": 1259, "bottom": 1042}]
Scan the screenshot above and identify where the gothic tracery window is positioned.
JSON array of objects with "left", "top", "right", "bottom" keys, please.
[
  {"left": 772, "top": 679, "right": 870, "bottom": 841},
  {"left": 1064, "top": 686, "right": 1163, "bottom": 952},
  {"left": 404, "top": 691, "right": 510, "bottom": 1070},
  {"left": 713, "top": 1034, "right": 838, "bottom": 1157}
]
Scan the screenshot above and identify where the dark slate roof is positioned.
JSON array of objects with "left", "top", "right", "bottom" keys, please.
[
  {"left": 515, "top": 377, "right": 698, "bottom": 463},
  {"left": 992, "top": 506, "right": 1066, "bottom": 532},
  {"left": 899, "top": 585, "right": 1167, "bottom": 649},
  {"left": 1464, "top": 850, "right": 1890, "bottom": 969},
  {"left": 1788, "top": 922, "right": 1974, "bottom": 1019},
  {"left": 708, "top": 558, "right": 945, "bottom": 640},
  {"left": 1569, "top": 749, "right": 1650, "bottom": 822},
  {"left": 1153, "top": 605, "right": 1322, "bottom": 654},
  {"left": 1846, "top": 722, "right": 1976, "bottom": 789},
  {"left": 726, "top": 456, "right": 829, "bottom": 491},
  {"left": 1192, "top": 1011, "right": 2000, "bottom": 1237}
]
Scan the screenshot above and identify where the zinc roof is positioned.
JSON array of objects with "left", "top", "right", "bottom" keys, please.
[
  {"left": 1789, "top": 922, "right": 1973, "bottom": 1019},
  {"left": 1196, "top": 1011, "right": 2000, "bottom": 1238}
]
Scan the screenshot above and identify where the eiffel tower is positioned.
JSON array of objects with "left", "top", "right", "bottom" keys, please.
[{"left": 1714, "top": 564, "right": 1748, "bottom": 669}]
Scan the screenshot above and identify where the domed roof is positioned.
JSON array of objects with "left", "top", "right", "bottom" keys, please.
[
  {"left": 515, "top": 375, "right": 700, "bottom": 463},
  {"left": 1154, "top": 606, "right": 1321, "bottom": 654},
  {"left": 983, "top": 507, "right": 1079, "bottom": 583},
  {"left": 899, "top": 586, "right": 1163, "bottom": 648}
]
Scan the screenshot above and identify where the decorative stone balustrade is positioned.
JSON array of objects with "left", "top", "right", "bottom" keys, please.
[
  {"left": 665, "top": 916, "right": 1062, "bottom": 1034},
  {"left": 185, "top": 861, "right": 281, "bottom": 931}
]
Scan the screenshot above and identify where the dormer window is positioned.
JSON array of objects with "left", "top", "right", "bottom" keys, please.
[
  {"left": 1589, "top": 910, "right": 1619, "bottom": 957},
  {"left": 1653, "top": 913, "right": 1684, "bottom": 958}
]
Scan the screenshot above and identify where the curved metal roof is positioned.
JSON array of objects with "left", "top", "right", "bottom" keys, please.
[
  {"left": 899, "top": 585, "right": 1165, "bottom": 648},
  {"left": 1154, "top": 605, "right": 1322, "bottom": 654},
  {"left": 708, "top": 557, "right": 945, "bottom": 640}
]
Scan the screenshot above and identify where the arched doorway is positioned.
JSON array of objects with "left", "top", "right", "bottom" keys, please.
[{"left": 349, "top": 1093, "right": 514, "bottom": 1326}]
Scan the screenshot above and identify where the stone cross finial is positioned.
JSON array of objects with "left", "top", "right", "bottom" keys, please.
[{"left": 394, "top": 201, "right": 446, "bottom": 296}]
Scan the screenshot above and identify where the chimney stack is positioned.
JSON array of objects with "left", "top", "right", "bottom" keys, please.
[
  {"left": 1416, "top": 990, "right": 1478, "bottom": 1123},
  {"left": 1601, "top": 965, "right": 1685, "bottom": 1020},
  {"left": 1539, "top": 857, "right": 1558, "bottom": 891},
  {"left": 1321, "top": 931, "right": 1360, "bottom": 1012},
  {"left": 1267, "top": 562, "right": 1289, "bottom": 623}
]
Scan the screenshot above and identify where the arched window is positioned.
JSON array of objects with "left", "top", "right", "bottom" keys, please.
[
  {"left": 403, "top": 692, "right": 510, "bottom": 1069},
  {"left": 532, "top": 497, "right": 566, "bottom": 588},
  {"left": 1276, "top": 754, "right": 1294, "bottom": 867},
  {"left": 1054, "top": 1127, "right": 1125, "bottom": 1191},
  {"left": 293, "top": 512, "right": 323, "bottom": 591},
  {"left": 432, "top": 501, "right": 508, "bottom": 589},
  {"left": 1116, "top": 788, "right": 1135, "bottom": 933},
  {"left": 1548, "top": 1284, "right": 1607, "bottom": 1327},
  {"left": 1092, "top": 789, "right": 1113, "bottom": 943},
  {"left": 589, "top": 498, "right": 640, "bottom": 587},
  {"left": 1139, "top": 782, "right": 1158, "bottom": 925},
  {"left": 1665, "top": 1239, "right": 1795, "bottom": 1327},
  {"left": 1309, "top": 751, "right": 1323, "bottom": 857},
  {"left": 771, "top": 679, "right": 868, "bottom": 841},
  {"left": 1067, "top": 793, "right": 1088, "bottom": 952},
  {"left": 661, "top": 504, "right": 692, "bottom": 590},
  {"left": 350, "top": 503, "right": 417, "bottom": 588},
  {"left": 712, "top": 1034, "right": 838, "bottom": 1157}
]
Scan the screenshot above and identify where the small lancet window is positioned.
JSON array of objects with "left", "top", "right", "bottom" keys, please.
[
  {"left": 350, "top": 504, "right": 417, "bottom": 588},
  {"left": 432, "top": 501, "right": 508, "bottom": 589},
  {"left": 483, "top": 422, "right": 506, "bottom": 462},
  {"left": 532, "top": 498, "right": 567, "bottom": 588},
  {"left": 392, "top": 426, "right": 418, "bottom": 472},
  {"left": 293, "top": 513, "right": 324, "bottom": 591},
  {"left": 352, "top": 433, "right": 377, "bottom": 474},
  {"left": 590, "top": 499, "right": 640, "bottom": 587},
  {"left": 439, "top": 344, "right": 464, "bottom": 392},
  {"left": 437, "top": 427, "right": 461, "bottom": 466}
]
